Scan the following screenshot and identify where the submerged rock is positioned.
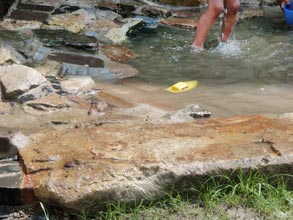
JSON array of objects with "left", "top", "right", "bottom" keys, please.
[
  {"left": 160, "top": 17, "right": 198, "bottom": 29},
  {"left": 102, "top": 45, "right": 138, "bottom": 62}
]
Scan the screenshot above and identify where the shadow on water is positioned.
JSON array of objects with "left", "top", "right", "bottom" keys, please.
[{"left": 123, "top": 6, "right": 293, "bottom": 116}]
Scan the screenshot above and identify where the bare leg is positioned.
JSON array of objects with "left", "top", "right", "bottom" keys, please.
[
  {"left": 221, "top": 0, "right": 240, "bottom": 42},
  {"left": 192, "top": 0, "right": 224, "bottom": 49}
]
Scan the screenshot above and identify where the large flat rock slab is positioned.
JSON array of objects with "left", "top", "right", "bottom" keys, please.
[{"left": 19, "top": 115, "right": 293, "bottom": 211}]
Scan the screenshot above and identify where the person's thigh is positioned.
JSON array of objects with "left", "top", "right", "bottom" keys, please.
[
  {"left": 207, "top": 0, "right": 224, "bottom": 12},
  {"left": 224, "top": 0, "right": 240, "bottom": 10}
]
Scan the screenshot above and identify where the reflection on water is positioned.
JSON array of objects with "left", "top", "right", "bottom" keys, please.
[{"left": 123, "top": 6, "right": 293, "bottom": 117}]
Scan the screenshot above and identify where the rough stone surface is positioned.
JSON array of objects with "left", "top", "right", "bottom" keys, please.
[
  {"left": 24, "top": 94, "right": 71, "bottom": 114},
  {"left": 0, "top": 64, "right": 47, "bottom": 99},
  {"left": 60, "top": 76, "right": 95, "bottom": 94},
  {"left": 48, "top": 9, "right": 96, "bottom": 33},
  {"left": 19, "top": 115, "right": 293, "bottom": 211},
  {"left": 18, "top": 83, "right": 54, "bottom": 104}
]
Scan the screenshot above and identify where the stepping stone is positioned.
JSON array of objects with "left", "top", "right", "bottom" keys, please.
[
  {"left": 33, "top": 29, "right": 98, "bottom": 49},
  {"left": 17, "top": 3, "right": 55, "bottom": 12},
  {"left": 8, "top": 10, "right": 49, "bottom": 23},
  {"left": 48, "top": 53, "right": 104, "bottom": 68},
  {"left": 160, "top": 17, "right": 198, "bottom": 29}
]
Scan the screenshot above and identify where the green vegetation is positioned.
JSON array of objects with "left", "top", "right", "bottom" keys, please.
[{"left": 75, "top": 169, "right": 292, "bottom": 220}]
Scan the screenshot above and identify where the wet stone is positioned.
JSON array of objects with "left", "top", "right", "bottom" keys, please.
[
  {"left": 48, "top": 53, "right": 104, "bottom": 68},
  {"left": 117, "top": 3, "right": 138, "bottom": 17},
  {"left": 33, "top": 29, "right": 98, "bottom": 49},
  {"left": 160, "top": 17, "right": 198, "bottom": 29},
  {"left": 102, "top": 45, "right": 137, "bottom": 62},
  {"left": 171, "top": 10, "right": 201, "bottom": 18},
  {"left": 8, "top": 10, "right": 49, "bottom": 23},
  {"left": 141, "top": 5, "right": 172, "bottom": 18},
  {"left": 52, "top": 5, "right": 81, "bottom": 15},
  {"left": 17, "top": 3, "right": 55, "bottom": 12}
]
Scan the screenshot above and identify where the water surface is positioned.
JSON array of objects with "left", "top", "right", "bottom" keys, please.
[{"left": 124, "top": 6, "right": 293, "bottom": 117}]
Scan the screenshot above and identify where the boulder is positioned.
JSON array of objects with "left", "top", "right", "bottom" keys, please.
[{"left": 0, "top": 64, "right": 47, "bottom": 100}]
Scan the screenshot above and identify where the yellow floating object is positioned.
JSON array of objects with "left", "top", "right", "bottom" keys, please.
[{"left": 166, "top": 80, "right": 198, "bottom": 93}]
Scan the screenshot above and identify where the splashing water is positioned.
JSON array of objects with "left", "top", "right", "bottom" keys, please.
[{"left": 210, "top": 40, "right": 243, "bottom": 57}]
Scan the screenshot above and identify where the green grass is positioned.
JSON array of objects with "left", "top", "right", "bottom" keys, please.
[{"left": 74, "top": 169, "right": 292, "bottom": 220}]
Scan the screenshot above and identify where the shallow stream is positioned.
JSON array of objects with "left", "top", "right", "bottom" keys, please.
[{"left": 124, "top": 6, "right": 293, "bottom": 117}]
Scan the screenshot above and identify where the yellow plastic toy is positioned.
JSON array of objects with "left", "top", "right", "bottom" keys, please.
[{"left": 166, "top": 80, "right": 198, "bottom": 93}]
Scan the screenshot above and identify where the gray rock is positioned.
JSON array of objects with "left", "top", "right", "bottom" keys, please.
[
  {"left": 95, "top": 8, "right": 122, "bottom": 21},
  {"left": 164, "top": 104, "right": 211, "bottom": 122},
  {"left": 0, "top": 64, "right": 47, "bottom": 100}
]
